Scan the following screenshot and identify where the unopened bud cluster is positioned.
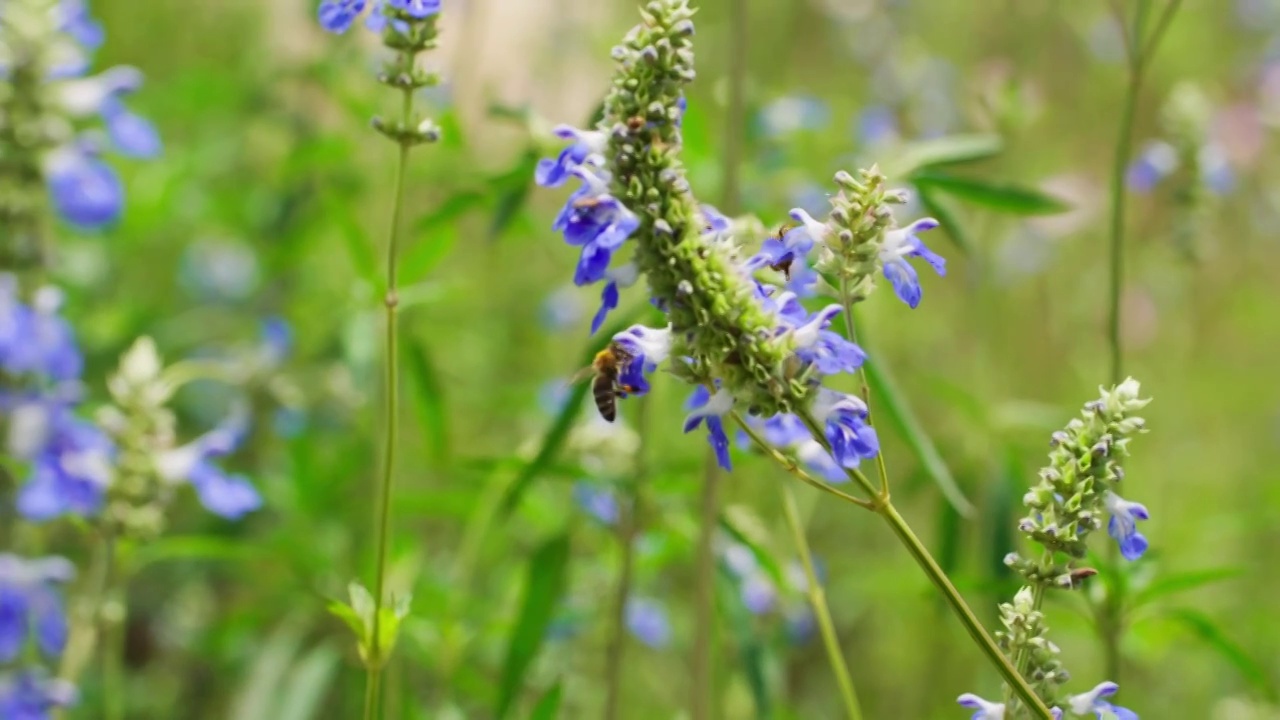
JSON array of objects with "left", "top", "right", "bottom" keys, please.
[
  {"left": 996, "top": 587, "right": 1069, "bottom": 704},
  {"left": 815, "top": 168, "right": 910, "bottom": 303}
]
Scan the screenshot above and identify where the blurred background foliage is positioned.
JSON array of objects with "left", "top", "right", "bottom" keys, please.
[{"left": 28, "top": 0, "right": 1280, "bottom": 717}]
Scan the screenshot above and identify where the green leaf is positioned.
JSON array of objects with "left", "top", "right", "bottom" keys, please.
[
  {"left": 496, "top": 533, "right": 573, "bottom": 719},
  {"left": 325, "top": 192, "right": 380, "bottom": 289},
  {"left": 326, "top": 601, "right": 365, "bottom": 642},
  {"left": 527, "top": 683, "right": 563, "bottom": 720},
  {"left": 1134, "top": 567, "right": 1243, "bottom": 607},
  {"left": 487, "top": 149, "right": 540, "bottom": 241},
  {"left": 890, "top": 134, "right": 1004, "bottom": 176},
  {"left": 132, "top": 535, "right": 258, "bottom": 568},
  {"left": 276, "top": 642, "right": 342, "bottom": 720},
  {"left": 1165, "top": 608, "right": 1277, "bottom": 701},
  {"left": 860, "top": 340, "right": 975, "bottom": 517},
  {"left": 911, "top": 172, "right": 1070, "bottom": 216},
  {"left": 499, "top": 304, "right": 656, "bottom": 514},
  {"left": 402, "top": 191, "right": 485, "bottom": 283},
  {"left": 229, "top": 618, "right": 308, "bottom": 720},
  {"left": 916, "top": 185, "right": 974, "bottom": 257},
  {"left": 402, "top": 336, "right": 450, "bottom": 466}
]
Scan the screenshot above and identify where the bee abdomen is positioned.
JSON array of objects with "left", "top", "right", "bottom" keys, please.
[{"left": 593, "top": 373, "right": 618, "bottom": 422}]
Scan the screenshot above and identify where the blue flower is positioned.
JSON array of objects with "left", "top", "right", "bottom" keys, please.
[
  {"left": 625, "top": 597, "right": 671, "bottom": 648},
  {"left": 553, "top": 168, "right": 639, "bottom": 286},
  {"left": 700, "top": 204, "right": 731, "bottom": 234},
  {"left": 612, "top": 324, "right": 672, "bottom": 371},
  {"left": 0, "top": 670, "right": 77, "bottom": 719},
  {"left": 789, "top": 303, "right": 866, "bottom": 376},
  {"left": 259, "top": 316, "right": 293, "bottom": 369},
  {"left": 1104, "top": 492, "right": 1149, "bottom": 561},
  {"left": 14, "top": 404, "right": 113, "bottom": 521},
  {"left": 390, "top": 0, "right": 441, "bottom": 17},
  {"left": 1125, "top": 140, "right": 1177, "bottom": 193},
  {"left": 590, "top": 263, "right": 637, "bottom": 335},
  {"left": 813, "top": 390, "right": 878, "bottom": 468},
  {"left": 758, "top": 413, "right": 809, "bottom": 447},
  {"left": 1067, "top": 681, "right": 1137, "bottom": 720},
  {"left": 793, "top": 439, "right": 847, "bottom": 483},
  {"left": 683, "top": 386, "right": 735, "bottom": 470},
  {"left": 318, "top": 0, "right": 368, "bottom": 33},
  {"left": 740, "top": 573, "right": 776, "bottom": 615},
  {"left": 0, "top": 281, "right": 83, "bottom": 382},
  {"left": 856, "top": 105, "right": 899, "bottom": 147},
  {"left": 787, "top": 208, "right": 831, "bottom": 248},
  {"left": 57, "top": 0, "right": 105, "bottom": 51},
  {"left": 536, "top": 125, "right": 606, "bottom": 188},
  {"left": 572, "top": 481, "right": 619, "bottom": 526},
  {"left": 45, "top": 146, "right": 123, "bottom": 230},
  {"left": 0, "top": 555, "right": 74, "bottom": 662},
  {"left": 879, "top": 217, "right": 945, "bottom": 309},
  {"left": 955, "top": 693, "right": 1007, "bottom": 720},
  {"left": 101, "top": 98, "right": 161, "bottom": 159},
  {"left": 155, "top": 410, "right": 261, "bottom": 520}
]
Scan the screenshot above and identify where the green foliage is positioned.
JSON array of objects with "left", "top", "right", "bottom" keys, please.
[{"left": 496, "top": 532, "right": 572, "bottom": 719}]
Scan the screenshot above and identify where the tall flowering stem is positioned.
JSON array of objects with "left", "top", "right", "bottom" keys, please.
[
  {"left": 533, "top": 1, "right": 1049, "bottom": 714},
  {"left": 958, "top": 380, "right": 1150, "bottom": 719},
  {"left": 1102, "top": 0, "right": 1181, "bottom": 684},
  {"left": 316, "top": 2, "right": 444, "bottom": 717}
]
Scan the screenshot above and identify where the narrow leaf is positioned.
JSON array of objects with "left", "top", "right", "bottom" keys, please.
[
  {"left": 912, "top": 172, "right": 1070, "bottom": 216},
  {"left": 133, "top": 535, "right": 258, "bottom": 568},
  {"left": 402, "top": 336, "right": 450, "bottom": 466},
  {"left": 860, "top": 343, "right": 975, "bottom": 516},
  {"left": 1165, "top": 608, "right": 1277, "bottom": 701},
  {"left": 276, "top": 643, "right": 342, "bottom": 720},
  {"left": 325, "top": 193, "right": 380, "bottom": 288},
  {"left": 402, "top": 191, "right": 485, "bottom": 283},
  {"left": 229, "top": 618, "right": 306, "bottom": 720},
  {"left": 891, "top": 134, "right": 1004, "bottom": 176},
  {"left": 488, "top": 149, "right": 540, "bottom": 241},
  {"left": 496, "top": 533, "right": 573, "bottom": 719},
  {"left": 916, "top": 185, "right": 974, "bottom": 257},
  {"left": 1135, "top": 567, "right": 1243, "bottom": 607},
  {"left": 528, "top": 682, "right": 563, "bottom": 720}
]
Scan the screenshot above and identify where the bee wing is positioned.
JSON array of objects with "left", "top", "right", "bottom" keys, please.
[{"left": 568, "top": 365, "right": 596, "bottom": 386}]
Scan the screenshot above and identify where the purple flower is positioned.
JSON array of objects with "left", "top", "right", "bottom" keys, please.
[
  {"left": 956, "top": 693, "right": 1006, "bottom": 720},
  {"left": 536, "top": 126, "right": 606, "bottom": 188},
  {"left": 813, "top": 390, "right": 878, "bottom": 468},
  {"left": 1104, "top": 492, "right": 1149, "bottom": 561},
  {"left": 573, "top": 481, "right": 619, "bottom": 526},
  {"left": 318, "top": 0, "right": 368, "bottom": 33},
  {"left": 58, "top": 0, "right": 105, "bottom": 51},
  {"left": 553, "top": 168, "right": 639, "bottom": 286},
  {"left": 101, "top": 98, "right": 161, "bottom": 159},
  {"left": 789, "top": 304, "right": 866, "bottom": 376},
  {"left": 880, "top": 217, "right": 945, "bottom": 309},
  {"left": 0, "top": 555, "right": 74, "bottom": 662},
  {"left": 14, "top": 405, "right": 113, "bottom": 521},
  {"left": 155, "top": 409, "right": 261, "bottom": 520},
  {"left": 590, "top": 263, "right": 637, "bottom": 335},
  {"left": 683, "top": 386, "right": 735, "bottom": 470},
  {"left": 0, "top": 670, "right": 77, "bottom": 719},
  {"left": 1126, "top": 140, "right": 1177, "bottom": 193},
  {"left": 700, "top": 204, "right": 731, "bottom": 234},
  {"left": 740, "top": 574, "right": 776, "bottom": 614},
  {"left": 625, "top": 597, "right": 671, "bottom": 648},
  {"left": 1067, "top": 681, "right": 1137, "bottom": 720},
  {"left": 0, "top": 281, "right": 83, "bottom": 382},
  {"left": 390, "top": 0, "right": 441, "bottom": 17},
  {"left": 45, "top": 146, "right": 123, "bottom": 230}
]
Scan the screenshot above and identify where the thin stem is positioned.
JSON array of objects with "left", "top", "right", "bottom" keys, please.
[
  {"left": 720, "top": 0, "right": 747, "bottom": 217},
  {"left": 604, "top": 395, "right": 650, "bottom": 720},
  {"left": 780, "top": 483, "right": 864, "bottom": 720},
  {"left": 733, "top": 412, "right": 874, "bottom": 510},
  {"left": 366, "top": 79, "right": 415, "bottom": 720},
  {"left": 791, "top": 409, "right": 1054, "bottom": 718},
  {"left": 877, "top": 503, "right": 1054, "bottom": 719},
  {"left": 102, "top": 533, "right": 125, "bottom": 720},
  {"left": 691, "top": 446, "right": 720, "bottom": 720},
  {"left": 837, "top": 282, "right": 891, "bottom": 498},
  {"left": 1106, "top": 58, "right": 1140, "bottom": 387}
]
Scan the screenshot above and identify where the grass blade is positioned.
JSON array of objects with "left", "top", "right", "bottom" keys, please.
[{"left": 496, "top": 532, "right": 573, "bottom": 719}]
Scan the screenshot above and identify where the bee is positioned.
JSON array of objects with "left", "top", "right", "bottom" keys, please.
[
  {"left": 570, "top": 342, "right": 638, "bottom": 422},
  {"left": 767, "top": 223, "right": 798, "bottom": 281}
]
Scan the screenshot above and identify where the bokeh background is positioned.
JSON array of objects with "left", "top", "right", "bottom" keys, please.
[{"left": 26, "top": 0, "right": 1280, "bottom": 717}]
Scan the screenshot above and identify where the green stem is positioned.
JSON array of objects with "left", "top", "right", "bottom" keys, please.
[
  {"left": 102, "top": 536, "right": 125, "bottom": 720},
  {"left": 779, "top": 483, "right": 864, "bottom": 720},
  {"left": 366, "top": 79, "right": 414, "bottom": 720},
  {"left": 691, "top": 446, "right": 720, "bottom": 720},
  {"left": 792, "top": 410, "right": 1054, "bottom": 719},
  {"left": 604, "top": 395, "right": 650, "bottom": 720},
  {"left": 837, "top": 281, "right": 891, "bottom": 498}
]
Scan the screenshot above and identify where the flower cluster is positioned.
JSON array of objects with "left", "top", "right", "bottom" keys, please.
[
  {"left": 959, "top": 379, "right": 1150, "bottom": 718},
  {"left": 95, "top": 338, "right": 262, "bottom": 539},
  {"left": 534, "top": 0, "right": 942, "bottom": 475},
  {"left": 0, "top": 554, "right": 77, "bottom": 717},
  {"left": 0, "top": 0, "right": 160, "bottom": 260},
  {"left": 719, "top": 540, "right": 820, "bottom": 643}
]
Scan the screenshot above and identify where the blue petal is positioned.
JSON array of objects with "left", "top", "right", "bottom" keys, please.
[
  {"left": 590, "top": 282, "right": 619, "bottom": 335},
  {"left": 48, "top": 152, "right": 124, "bottom": 230},
  {"left": 32, "top": 587, "right": 67, "bottom": 659},
  {"left": 0, "top": 588, "right": 27, "bottom": 662},
  {"left": 573, "top": 243, "right": 612, "bottom": 286},
  {"left": 882, "top": 259, "right": 921, "bottom": 308},
  {"left": 103, "top": 102, "right": 162, "bottom": 158},
  {"left": 189, "top": 463, "right": 261, "bottom": 520},
  {"left": 318, "top": 0, "right": 368, "bottom": 32},
  {"left": 707, "top": 416, "right": 731, "bottom": 470}
]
